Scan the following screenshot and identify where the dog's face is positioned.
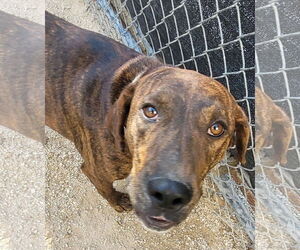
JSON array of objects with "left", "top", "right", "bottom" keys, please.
[{"left": 108, "top": 58, "right": 249, "bottom": 231}]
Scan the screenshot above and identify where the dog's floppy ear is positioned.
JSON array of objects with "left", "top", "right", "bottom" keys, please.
[
  {"left": 106, "top": 56, "right": 162, "bottom": 152},
  {"left": 234, "top": 104, "right": 250, "bottom": 165},
  {"left": 271, "top": 105, "right": 293, "bottom": 165},
  {"left": 106, "top": 83, "right": 135, "bottom": 153},
  {"left": 110, "top": 55, "right": 163, "bottom": 103}
]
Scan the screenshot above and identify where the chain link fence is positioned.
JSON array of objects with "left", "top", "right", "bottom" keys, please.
[{"left": 256, "top": 0, "right": 300, "bottom": 248}]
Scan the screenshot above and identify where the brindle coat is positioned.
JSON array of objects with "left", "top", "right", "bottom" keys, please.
[
  {"left": 256, "top": 87, "right": 292, "bottom": 165},
  {"left": 46, "top": 12, "right": 250, "bottom": 230},
  {"left": 0, "top": 11, "right": 44, "bottom": 142}
]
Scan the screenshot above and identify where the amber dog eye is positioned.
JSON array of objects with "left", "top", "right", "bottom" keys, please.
[
  {"left": 142, "top": 105, "right": 158, "bottom": 119},
  {"left": 208, "top": 122, "right": 225, "bottom": 137}
]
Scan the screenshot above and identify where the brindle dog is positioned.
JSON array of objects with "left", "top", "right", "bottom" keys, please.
[
  {"left": 256, "top": 87, "right": 292, "bottom": 165},
  {"left": 46, "top": 12, "right": 250, "bottom": 231}
]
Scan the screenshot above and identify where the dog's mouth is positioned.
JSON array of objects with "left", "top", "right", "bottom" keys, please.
[
  {"left": 146, "top": 215, "right": 175, "bottom": 229},
  {"left": 136, "top": 210, "right": 178, "bottom": 231}
]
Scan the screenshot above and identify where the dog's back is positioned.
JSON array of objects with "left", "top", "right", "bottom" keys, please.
[{"left": 45, "top": 11, "right": 139, "bottom": 141}]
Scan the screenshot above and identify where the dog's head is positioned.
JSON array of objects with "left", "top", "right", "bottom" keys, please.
[{"left": 107, "top": 56, "right": 249, "bottom": 231}]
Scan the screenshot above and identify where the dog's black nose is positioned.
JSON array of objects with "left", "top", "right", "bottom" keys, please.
[{"left": 148, "top": 178, "right": 192, "bottom": 210}]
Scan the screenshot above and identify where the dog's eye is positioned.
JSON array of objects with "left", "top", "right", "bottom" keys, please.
[
  {"left": 208, "top": 122, "right": 225, "bottom": 137},
  {"left": 142, "top": 105, "right": 158, "bottom": 119}
]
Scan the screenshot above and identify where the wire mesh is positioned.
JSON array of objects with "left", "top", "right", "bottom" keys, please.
[
  {"left": 88, "top": 0, "right": 255, "bottom": 245},
  {"left": 255, "top": 0, "right": 300, "bottom": 248}
]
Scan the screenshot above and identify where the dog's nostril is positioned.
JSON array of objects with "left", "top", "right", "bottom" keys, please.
[
  {"left": 172, "top": 198, "right": 183, "bottom": 206},
  {"left": 153, "top": 192, "right": 163, "bottom": 201}
]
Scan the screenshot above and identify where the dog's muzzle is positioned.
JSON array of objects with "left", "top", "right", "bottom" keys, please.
[{"left": 134, "top": 177, "right": 193, "bottom": 231}]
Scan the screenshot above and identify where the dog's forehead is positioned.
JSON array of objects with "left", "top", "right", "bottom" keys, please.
[{"left": 138, "top": 67, "right": 231, "bottom": 104}]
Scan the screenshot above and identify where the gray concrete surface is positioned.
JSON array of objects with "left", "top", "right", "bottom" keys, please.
[
  {"left": 0, "top": 126, "right": 45, "bottom": 249},
  {"left": 0, "top": 0, "right": 44, "bottom": 24}
]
